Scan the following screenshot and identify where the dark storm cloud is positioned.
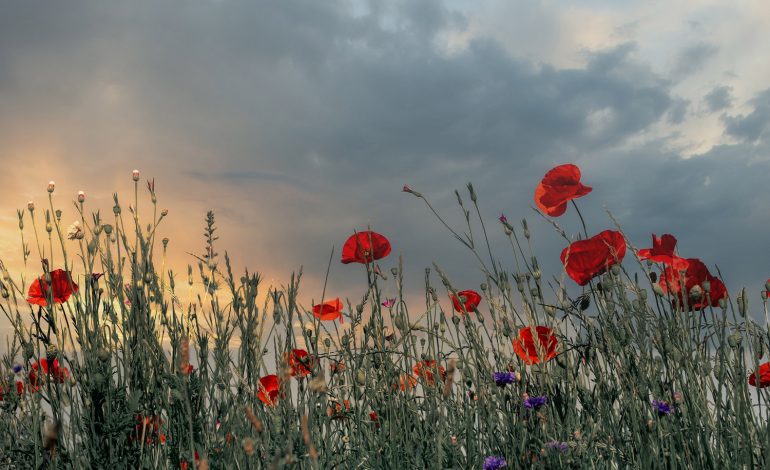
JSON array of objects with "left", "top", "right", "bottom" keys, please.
[
  {"left": 704, "top": 85, "right": 733, "bottom": 112},
  {"left": 0, "top": 0, "right": 765, "bottom": 321}
]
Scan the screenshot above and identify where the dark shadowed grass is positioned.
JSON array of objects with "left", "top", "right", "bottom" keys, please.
[{"left": 0, "top": 176, "right": 769, "bottom": 468}]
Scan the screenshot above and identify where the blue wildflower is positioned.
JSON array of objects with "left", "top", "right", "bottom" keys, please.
[
  {"left": 652, "top": 399, "right": 672, "bottom": 416},
  {"left": 493, "top": 371, "right": 517, "bottom": 387},
  {"left": 483, "top": 455, "right": 507, "bottom": 470},
  {"left": 12, "top": 364, "right": 23, "bottom": 374},
  {"left": 546, "top": 440, "right": 568, "bottom": 453},
  {"left": 524, "top": 395, "right": 548, "bottom": 409}
]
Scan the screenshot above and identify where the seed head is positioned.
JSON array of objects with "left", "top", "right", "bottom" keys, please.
[
  {"left": 77, "top": 191, "right": 85, "bottom": 203},
  {"left": 47, "top": 181, "right": 55, "bottom": 193},
  {"left": 132, "top": 169, "right": 140, "bottom": 181}
]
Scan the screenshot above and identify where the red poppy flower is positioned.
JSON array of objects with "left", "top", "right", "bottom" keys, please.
[
  {"left": 27, "top": 269, "right": 79, "bottom": 307},
  {"left": 327, "top": 399, "right": 352, "bottom": 420},
  {"left": 637, "top": 234, "right": 689, "bottom": 270},
  {"left": 658, "top": 258, "right": 728, "bottom": 310},
  {"left": 369, "top": 411, "right": 380, "bottom": 429},
  {"left": 450, "top": 290, "right": 482, "bottom": 313},
  {"left": 513, "top": 326, "right": 558, "bottom": 365},
  {"left": 257, "top": 374, "right": 280, "bottom": 406},
  {"left": 413, "top": 360, "right": 446, "bottom": 385},
  {"left": 749, "top": 362, "right": 770, "bottom": 388},
  {"left": 534, "top": 164, "right": 592, "bottom": 217},
  {"left": 28, "top": 358, "right": 70, "bottom": 391},
  {"left": 341, "top": 231, "right": 391, "bottom": 264},
  {"left": 312, "top": 298, "right": 343, "bottom": 322},
  {"left": 287, "top": 349, "right": 316, "bottom": 377},
  {"left": 561, "top": 230, "right": 626, "bottom": 286}
]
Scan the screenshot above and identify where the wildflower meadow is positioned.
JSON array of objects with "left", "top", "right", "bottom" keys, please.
[{"left": 1, "top": 166, "right": 769, "bottom": 469}]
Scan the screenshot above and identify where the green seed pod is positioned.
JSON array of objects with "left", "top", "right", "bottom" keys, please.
[
  {"left": 451, "top": 316, "right": 460, "bottom": 325},
  {"left": 356, "top": 370, "right": 366, "bottom": 386},
  {"left": 718, "top": 298, "right": 727, "bottom": 309},
  {"left": 727, "top": 332, "right": 742, "bottom": 348},
  {"left": 324, "top": 338, "right": 331, "bottom": 348},
  {"left": 610, "top": 265, "right": 620, "bottom": 276}
]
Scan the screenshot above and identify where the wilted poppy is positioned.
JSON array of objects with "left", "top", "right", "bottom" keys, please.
[
  {"left": 749, "top": 363, "right": 770, "bottom": 388},
  {"left": 450, "top": 290, "right": 482, "bottom": 313},
  {"left": 413, "top": 360, "right": 446, "bottom": 385},
  {"left": 561, "top": 230, "right": 626, "bottom": 286},
  {"left": 287, "top": 349, "right": 316, "bottom": 377},
  {"left": 330, "top": 360, "right": 346, "bottom": 374},
  {"left": 312, "top": 298, "right": 343, "bottom": 322},
  {"left": 27, "top": 269, "right": 79, "bottom": 307},
  {"left": 257, "top": 375, "right": 280, "bottom": 406},
  {"left": 513, "top": 326, "right": 558, "bottom": 365},
  {"left": 0, "top": 381, "right": 24, "bottom": 400},
  {"left": 28, "top": 358, "right": 70, "bottom": 391},
  {"left": 637, "top": 234, "right": 689, "bottom": 270},
  {"left": 341, "top": 231, "right": 391, "bottom": 264},
  {"left": 130, "top": 414, "right": 166, "bottom": 445},
  {"left": 394, "top": 373, "right": 417, "bottom": 391},
  {"left": 658, "top": 258, "right": 728, "bottom": 310},
  {"left": 534, "top": 164, "right": 592, "bottom": 217}
]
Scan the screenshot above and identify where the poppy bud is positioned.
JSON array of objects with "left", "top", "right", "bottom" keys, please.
[
  {"left": 391, "top": 267, "right": 398, "bottom": 276},
  {"left": 451, "top": 315, "right": 460, "bottom": 325},
  {"left": 55, "top": 210, "right": 62, "bottom": 220},
  {"left": 701, "top": 280, "right": 710, "bottom": 292},
  {"left": 639, "top": 289, "right": 648, "bottom": 300},
  {"left": 28, "top": 201, "right": 35, "bottom": 212},
  {"left": 47, "top": 181, "right": 55, "bottom": 193},
  {"left": 718, "top": 298, "right": 727, "bottom": 309},
  {"left": 132, "top": 169, "right": 140, "bottom": 181},
  {"left": 161, "top": 209, "right": 168, "bottom": 217},
  {"left": 737, "top": 288, "right": 748, "bottom": 317},
  {"left": 356, "top": 370, "right": 366, "bottom": 386},
  {"left": 113, "top": 205, "right": 121, "bottom": 215},
  {"left": 727, "top": 332, "right": 742, "bottom": 348},
  {"left": 611, "top": 265, "right": 620, "bottom": 276},
  {"left": 689, "top": 285, "right": 703, "bottom": 301},
  {"left": 544, "top": 305, "right": 556, "bottom": 316},
  {"left": 652, "top": 284, "right": 665, "bottom": 296},
  {"left": 77, "top": 191, "right": 85, "bottom": 203}
]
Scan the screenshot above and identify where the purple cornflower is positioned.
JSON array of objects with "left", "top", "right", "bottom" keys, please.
[
  {"left": 546, "top": 440, "right": 569, "bottom": 453},
  {"left": 12, "top": 364, "right": 23, "bottom": 374},
  {"left": 493, "top": 371, "right": 517, "bottom": 387},
  {"left": 483, "top": 455, "right": 507, "bottom": 470},
  {"left": 652, "top": 399, "right": 672, "bottom": 416},
  {"left": 381, "top": 298, "right": 396, "bottom": 308},
  {"left": 524, "top": 395, "right": 549, "bottom": 409},
  {"left": 499, "top": 214, "right": 508, "bottom": 224}
]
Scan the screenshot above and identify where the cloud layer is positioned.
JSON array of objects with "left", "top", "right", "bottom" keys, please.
[{"left": 1, "top": 0, "right": 769, "bottom": 337}]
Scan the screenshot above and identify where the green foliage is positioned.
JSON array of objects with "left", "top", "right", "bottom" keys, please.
[{"left": 0, "top": 179, "right": 769, "bottom": 469}]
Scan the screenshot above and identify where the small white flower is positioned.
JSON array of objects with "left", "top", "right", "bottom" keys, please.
[{"left": 67, "top": 221, "right": 84, "bottom": 240}]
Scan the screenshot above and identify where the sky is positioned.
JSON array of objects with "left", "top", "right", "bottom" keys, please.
[{"left": 1, "top": 0, "right": 770, "bottom": 340}]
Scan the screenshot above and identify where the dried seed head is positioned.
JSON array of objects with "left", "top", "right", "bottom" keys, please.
[
  {"left": 241, "top": 437, "right": 255, "bottom": 456},
  {"left": 77, "top": 191, "right": 85, "bottom": 203},
  {"left": 28, "top": 201, "right": 35, "bottom": 212},
  {"left": 47, "top": 181, "right": 55, "bottom": 193},
  {"left": 132, "top": 169, "right": 140, "bottom": 181}
]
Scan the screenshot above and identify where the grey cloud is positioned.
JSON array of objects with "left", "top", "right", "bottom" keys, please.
[
  {"left": 723, "top": 88, "right": 770, "bottom": 143},
  {"left": 670, "top": 42, "right": 718, "bottom": 80},
  {"left": 704, "top": 85, "right": 733, "bottom": 112}
]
